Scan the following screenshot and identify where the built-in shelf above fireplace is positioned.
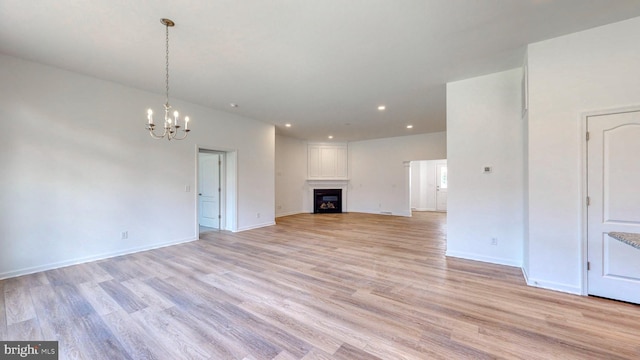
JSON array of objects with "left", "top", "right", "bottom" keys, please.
[{"left": 307, "top": 143, "right": 348, "bottom": 180}]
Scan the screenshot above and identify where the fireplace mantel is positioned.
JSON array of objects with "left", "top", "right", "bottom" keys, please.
[
  {"left": 306, "top": 179, "right": 349, "bottom": 213},
  {"left": 306, "top": 179, "right": 349, "bottom": 186}
]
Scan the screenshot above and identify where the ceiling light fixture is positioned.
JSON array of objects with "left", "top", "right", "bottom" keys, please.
[
  {"left": 146, "top": 18, "right": 191, "bottom": 141},
  {"left": 406, "top": 125, "right": 413, "bottom": 129},
  {"left": 328, "top": 135, "right": 334, "bottom": 139},
  {"left": 285, "top": 123, "right": 292, "bottom": 127},
  {"left": 378, "top": 105, "right": 386, "bottom": 111},
  {"left": 230, "top": 103, "right": 239, "bottom": 108}
]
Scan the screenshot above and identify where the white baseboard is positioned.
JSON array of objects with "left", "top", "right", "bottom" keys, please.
[
  {"left": 275, "top": 210, "right": 304, "bottom": 218},
  {"left": 524, "top": 276, "right": 581, "bottom": 295},
  {"left": 445, "top": 250, "right": 522, "bottom": 268},
  {"left": 445, "top": 253, "right": 581, "bottom": 295},
  {"left": 274, "top": 210, "right": 416, "bottom": 218},
  {"left": 235, "top": 221, "right": 276, "bottom": 232},
  {"left": 0, "top": 236, "right": 198, "bottom": 281},
  {"left": 346, "top": 208, "right": 412, "bottom": 217},
  {"left": 521, "top": 265, "right": 530, "bottom": 284},
  {"left": 394, "top": 210, "right": 412, "bottom": 217},
  {"left": 521, "top": 265, "right": 581, "bottom": 294},
  {"left": 412, "top": 207, "right": 436, "bottom": 212}
]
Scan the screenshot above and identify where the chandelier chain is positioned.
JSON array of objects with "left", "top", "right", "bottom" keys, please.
[{"left": 165, "top": 22, "right": 170, "bottom": 107}]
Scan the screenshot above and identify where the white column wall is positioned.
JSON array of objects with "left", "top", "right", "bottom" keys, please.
[
  {"left": 275, "top": 134, "right": 307, "bottom": 216},
  {"left": 446, "top": 68, "right": 524, "bottom": 267}
]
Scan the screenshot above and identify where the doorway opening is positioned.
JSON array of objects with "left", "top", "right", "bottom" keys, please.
[
  {"left": 197, "top": 147, "right": 238, "bottom": 235},
  {"left": 409, "top": 159, "right": 447, "bottom": 213}
]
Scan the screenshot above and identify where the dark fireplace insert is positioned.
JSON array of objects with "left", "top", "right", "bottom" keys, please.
[{"left": 314, "top": 189, "right": 342, "bottom": 213}]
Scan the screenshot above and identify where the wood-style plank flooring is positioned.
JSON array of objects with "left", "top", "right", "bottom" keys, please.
[{"left": 1, "top": 212, "right": 639, "bottom": 359}]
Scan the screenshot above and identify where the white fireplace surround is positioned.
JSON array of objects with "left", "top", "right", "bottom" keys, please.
[{"left": 307, "top": 179, "right": 348, "bottom": 213}]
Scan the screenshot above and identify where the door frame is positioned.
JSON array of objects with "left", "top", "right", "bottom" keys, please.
[
  {"left": 408, "top": 159, "right": 447, "bottom": 214},
  {"left": 581, "top": 104, "right": 640, "bottom": 296},
  {"left": 195, "top": 145, "right": 238, "bottom": 233}
]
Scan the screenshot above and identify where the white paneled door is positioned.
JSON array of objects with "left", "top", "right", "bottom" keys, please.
[
  {"left": 587, "top": 110, "right": 640, "bottom": 304},
  {"left": 436, "top": 162, "right": 448, "bottom": 212},
  {"left": 198, "top": 153, "right": 221, "bottom": 229}
]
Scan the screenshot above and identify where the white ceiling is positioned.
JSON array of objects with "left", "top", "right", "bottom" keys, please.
[{"left": 2, "top": 1, "right": 640, "bottom": 142}]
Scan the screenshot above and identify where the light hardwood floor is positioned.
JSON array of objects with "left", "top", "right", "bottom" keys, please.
[{"left": 1, "top": 212, "right": 639, "bottom": 359}]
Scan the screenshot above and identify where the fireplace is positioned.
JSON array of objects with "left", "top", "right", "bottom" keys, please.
[{"left": 314, "top": 189, "right": 342, "bottom": 213}]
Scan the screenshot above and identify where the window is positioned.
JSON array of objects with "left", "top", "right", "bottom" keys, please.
[{"left": 440, "top": 167, "right": 448, "bottom": 189}]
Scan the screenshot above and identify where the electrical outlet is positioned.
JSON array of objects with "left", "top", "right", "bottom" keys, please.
[
  {"left": 185, "top": 185, "right": 191, "bottom": 192},
  {"left": 491, "top": 237, "right": 498, "bottom": 246},
  {"left": 121, "top": 231, "right": 128, "bottom": 240},
  {"left": 256, "top": 212, "right": 261, "bottom": 218}
]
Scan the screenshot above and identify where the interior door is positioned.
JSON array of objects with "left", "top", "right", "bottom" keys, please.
[
  {"left": 436, "top": 162, "right": 448, "bottom": 212},
  {"left": 587, "top": 110, "right": 640, "bottom": 304},
  {"left": 198, "top": 153, "right": 221, "bottom": 229}
]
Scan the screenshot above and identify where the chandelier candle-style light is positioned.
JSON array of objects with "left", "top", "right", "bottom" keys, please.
[{"left": 146, "top": 18, "right": 191, "bottom": 140}]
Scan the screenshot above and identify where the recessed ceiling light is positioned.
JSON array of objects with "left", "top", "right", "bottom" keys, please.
[
  {"left": 328, "top": 135, "right": 334, "bottom": 139},
  {"left": 230, "top": 103, "right": 239, "bottom": 108},
  {"left": 285, "top": 123, "right": 292, "bottom": 127},
  {"left": 378, "top": 105, "right": 386, "bottom": 111},
  {"left": 406, "top": 125, "right": 413, "bottom": 129}
]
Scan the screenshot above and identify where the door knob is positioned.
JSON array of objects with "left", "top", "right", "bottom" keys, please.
[{"left": 199, "top": 193, "right": 202, "bottom": 196}]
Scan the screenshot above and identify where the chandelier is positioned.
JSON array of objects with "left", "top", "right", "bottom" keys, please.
[{"left": 146, "top": 18, "right": 191, "bottom": 140}]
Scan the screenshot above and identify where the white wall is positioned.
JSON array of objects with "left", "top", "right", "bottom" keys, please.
[
  {"left": 348, "top": 132, "right": 446, "bottom": 216},
  {"left": 410, "top": 161, "right": 427, "bottom": 210},
  {"left": 275, "top": 134, "right": 307, "bottom": 216},
  {"left": 0, "top": 54, "right": 275, "bottom": 279},
  {"left": 526, "top": 16, "right": 640, "bottom": 293},
  {"left": 446, "top": 68, "right": 524, "bottom": 267}
]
